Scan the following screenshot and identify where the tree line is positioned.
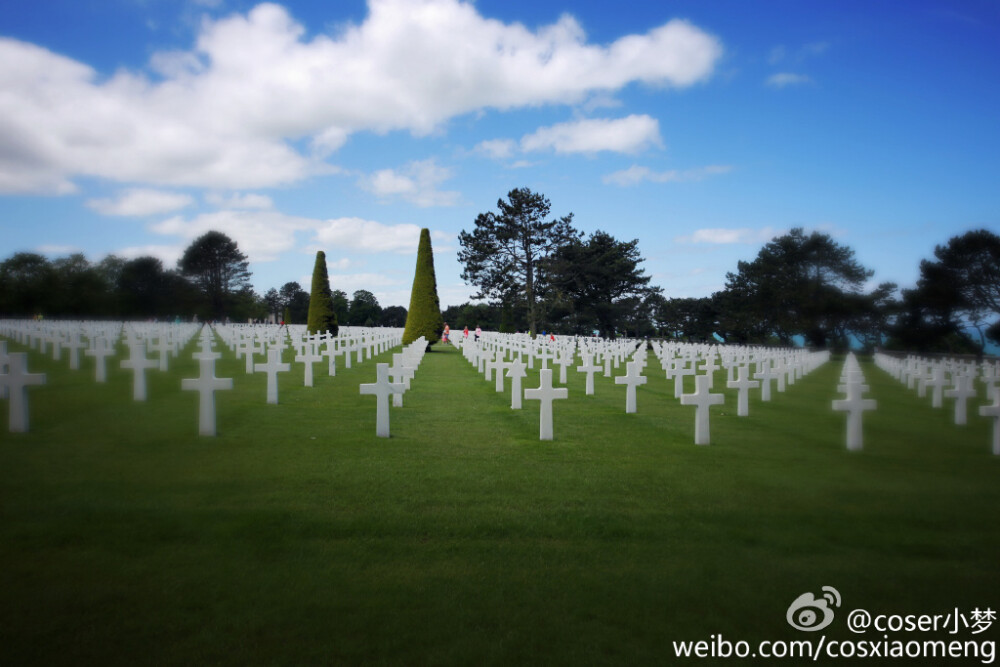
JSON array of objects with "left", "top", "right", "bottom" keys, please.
[
  {"left": 454, "top": 188, "right": 999, "bottom": 353},
  {"left": 0, "top": 230, "right": 407, "bottom": 327}
]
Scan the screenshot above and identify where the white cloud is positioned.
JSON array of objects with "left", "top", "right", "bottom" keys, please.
[
  {"left": 149, "top": 209, "right": 317, "bottom": 261},
  {"left": 476, "top": 139, "right": 517, "bottom": 160},
  {"left": 360, "top": 159, "right": 459, "bottom": 207},
  {"left": 521, "top": 115, "right": 662, "bottom": 155},
  {"left": 314, "top": 217, "right": 424, "bottom": 253},
  {"left": 603, "top": 164, "right": 732, "bottom": 186},
  {"left": 0, "top": 1, "right": 721, "bottom": 193},
  {"left": 87, "top": 188, "right": 195, "bottom": 216},
  {"left": 674, "top": 227, "right": 784, "bottom": 244},
  {"left": 205, "top": 192, "right": 274, "bottom": 209},
  {"left": 765, "top": 72, "right": 813, "bottom": 88}
]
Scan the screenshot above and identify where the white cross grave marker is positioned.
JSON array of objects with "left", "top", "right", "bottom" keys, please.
[
  {"left": 979, "top": 391, "right": 1000, "bottom": 456},
  {"left": 614, "top": 360, "right": 647, "bottom": 414},
  {"left": 577, "top": 353, "right": 600, "bottom": 396},
  {"left": 507, "top": 356, "right": 527, "bottom": 409},
  {"left": 524, "top": 368, "right": 568, "bottom": 441},
  {"left": 120, "top": 341, "right": 158, "bottom": 401},
  {"left": 832, "top": 382, "right": 877, "bottom": 451},
  {"left": 259, "top": 347, "right": 291, "bottom": 404},
  {"left": 182, "top": 352, "right": 234, "bottom": 436},
  {"left": 944, "top": 374, "right": 977, "bottom": 426},
  {"left": 1, "top": 352, "right": 46, "bottom": 433},
  {"left": 680, "top": 374, "right": 725, "bottom": 445},
  {"left": 755, "top": 362, "right": 777, "bottom": 402},
  {"left": 359, "top": 363, "right": 405, "bottom": 438},
  {"left": 727, "top": 365, "right": 760, "bottom": 417},
  {"left": 85, "top": 336, "right": 115, "bottom": 383},
  {"left": 296, "top": 343, "right": 324, "bottom": 387}
]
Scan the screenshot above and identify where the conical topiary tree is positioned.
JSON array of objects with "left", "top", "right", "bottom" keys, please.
[
  {"left": 402, "top": 228, "right": 444, "bottom": 347},
  {"left": 307, "top": 250, "right": 339, "bottom": 335}
]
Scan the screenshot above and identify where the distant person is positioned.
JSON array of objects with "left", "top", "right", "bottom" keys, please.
[
  {"left": 443, "top": 323, "right": 450, "bottom": 343},
  {"left": 463, "top": 326, "right": 469, "bottom": 339},
  {"left": 474, "top": 325, "right": 481, "bottom": 342}
]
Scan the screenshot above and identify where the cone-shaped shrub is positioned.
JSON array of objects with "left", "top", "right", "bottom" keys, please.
[
  {"left": 402, "top": 228, "right": 443, "bottom": 346},
  {"left": 307, "top": 250, "right": 339, "bottom": 335}
]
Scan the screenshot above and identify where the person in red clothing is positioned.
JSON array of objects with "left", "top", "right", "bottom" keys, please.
[{"left": 443, "top": 323, "right": 450, "bottom": 342}]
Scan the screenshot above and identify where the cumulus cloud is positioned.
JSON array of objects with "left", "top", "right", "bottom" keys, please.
[
  {"left": 150, "top": 209, "right": 317, "bottom": 261},
  {"left": 360, "top": 159, "right": 459, "bottom": 207},
  {"left": 603, "top": 164, "right": 731, "bottom": 186},
  {"left": 87, "top": 188, "right": 195, "bottom": 216},
  {"left": 476, "top": 139, "right": 517, "bottom": 159},
  {"left": 674, "top": 227, "right": 784, "bottom": 244},
  {"left": 0, "top": 1, "right": 721, "bottom": 193},
  {"left": 204, "top": 192, "right": 274, "bottom": 209},
  {"left": 314, "top": 217, "right": 424, "bottom": 253},
  {"left": 521, "top": 115, "right": 662, "bottom": 155}
]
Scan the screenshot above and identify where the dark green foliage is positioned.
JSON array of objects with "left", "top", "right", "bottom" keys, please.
[
  {"left": 922, "top": 229, "right": 1000, "bottom": 348},
  {"left": 379, "top": 305, "right": 407, "bottom": 327},
  {"left": 348, "top": 290, "right": 381, "bottom": 326},
  {"left": 719, "top": 228, "right": 874, "bottom": 346},
  {"left": 459, "top": 188, "right": 579, "bottom": 335},
  {"left": 331, "top": 289, "right": 350, "bottom": 326},
  {"left": 177, "top": 231, "right": 252, "bottom": 319},
  {"left": 546, "top": 230, "right": 659, "bottom": 337},
  {"left": 441, "top": 302, "right": 503, "bottom": 331},
  {"left": 306, "top": 252, "right": 338, "bottom": 335},
  {"left": 402, "top": 228, "right": 443, "bottom": 346}
]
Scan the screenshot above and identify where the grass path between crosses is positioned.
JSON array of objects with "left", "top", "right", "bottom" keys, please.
[{"left": 1, "top": 336, "right": 998, "bottom": 665}]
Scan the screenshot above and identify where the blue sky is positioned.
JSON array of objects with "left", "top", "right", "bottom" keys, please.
[{"left": 2, "top": 0, "right": 998, "bottom": 310}]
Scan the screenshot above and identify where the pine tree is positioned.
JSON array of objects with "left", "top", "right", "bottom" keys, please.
[
  {"left": 307, "top": 251, "right": 338, "bottom": 335},
  {"left": 402, "top": 228, "right": 444, "bottom": 347}
]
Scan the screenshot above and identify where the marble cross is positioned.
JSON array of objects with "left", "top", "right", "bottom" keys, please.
[
  {"left": 259, "top": 347, "right": 291, "bottom": 404},
  {"left": 726, "top": 365, "right": 760, "bottom": 417},
  {"left": 832, "top": 382, "right": 877, "bottom": 451},
  {"left": 296, "top": 343, "right": 324, "bottom": 387},
  {"left": 360, "top": 363, "right": 405, "bottom": 438},
  {"left": 120, "top": 340, "right": 158, "bottom": 401},
  {"left": 576, "top": 352, "right": 601, "bottom": 396},
  {"left": 680, "top": 373, "right": 725, "bottom": 445},
  {"left": 944, "top": 373, "right": 977, "bottom": 426},
  {"left": 524, "top": 368, "right": 568, "bottom": 440},
  {"left": 506, "top": 356, "right": 527, "bottom": 409},
  {"left": 1, "top": 352, "right": 46, "bottom": 433},
  {"left": 614, "top": 360, "right": 647, "bottom": 414},
  {"left": 181, "top": 352, "right": 234, "bottom": 436},
  {"left": 754, "top": 361, "right": 777, "bottom": 402},
  {"left": 978, "top": 391, "right": 1000, "bottom": 456}
]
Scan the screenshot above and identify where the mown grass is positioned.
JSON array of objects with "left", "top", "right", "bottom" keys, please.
[{"left": 1, "top": 335, "right": 998, "bottom": 666}]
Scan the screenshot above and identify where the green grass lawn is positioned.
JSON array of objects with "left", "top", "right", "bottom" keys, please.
[{"left": 1, "top": 335, "right": 998, "bottom": 665}]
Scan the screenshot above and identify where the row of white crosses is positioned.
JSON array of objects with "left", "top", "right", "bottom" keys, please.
[
  {"left": 0, "top": 319, "right": 202, "bottom": 432},
  {"left": 212, "top": 324, "right": 404, "bottom": 387},
  {"left": 0, "top": 318, "right": 402, "bottom": 436},
  {"left": 654, "top": 342, "right": 830, "bottom": 444},
  {"left": 875, "top": 352, "right": 1000, "bottom": 455},
  {"left": 832, "top": 353, "right": 877, "bottom": 451},
  {"left": 359, "top": 337, "right": 427, "bottom": 437},
  {"left": 454, "top": 332, "right": 830, "bottom": 444}
]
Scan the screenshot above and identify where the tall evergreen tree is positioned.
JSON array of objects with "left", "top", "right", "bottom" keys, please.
[
  {"left": 306, "top": 251, "right": 338, "bottom": 335},
  {"left": 458, "top": 187, "right": 578, "bottom": 335},
  {"left": 177, "top": 230, "right": 251, "bottom": 318},
  {"left": 402, "top": 228, "right": 444, "bottom": 347}
]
